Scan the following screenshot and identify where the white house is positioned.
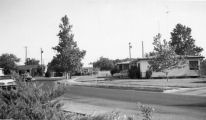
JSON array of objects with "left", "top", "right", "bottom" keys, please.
[
  {"left": 0, "top": 68, "right": 3, "bottom": 76},
  {"left": 133, "top": 56, "right": 204, "bottom": 78},
  {"left": 115, "top": 56, "right": 204, "bottom": 78}
]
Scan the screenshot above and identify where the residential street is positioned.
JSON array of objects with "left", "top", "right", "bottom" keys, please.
[{"left": 62, "top": 85, "right": 206, "bottom": 120}]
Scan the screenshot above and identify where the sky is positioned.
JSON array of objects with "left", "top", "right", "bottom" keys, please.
[{"left": 0, "top": 0, "right": 206, "bottom": 67}]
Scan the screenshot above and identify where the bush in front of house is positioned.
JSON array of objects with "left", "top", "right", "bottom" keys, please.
[
  {"left": 145, "top": 70, "right": 152, "bottom": 79},
  {"left": 128, "top": 66, "right": 141, "bottom": 79},
  {"left": 45, "top": 70, "right": 51, "bottom": 77},
  {"left": 110, "top": 67, "right": 120, "bottom": 76},
  {"left": 200, "top": 59, "right": 206, "bottom": 76}
]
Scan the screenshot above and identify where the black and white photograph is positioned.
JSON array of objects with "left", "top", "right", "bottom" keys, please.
[{"left": 0, "top": 0, "right": 206, "bottom": 120}]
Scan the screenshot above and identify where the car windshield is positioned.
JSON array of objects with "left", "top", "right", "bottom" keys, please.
[{"left": 0, "top": 76, "right": 12, "bottom": 80}]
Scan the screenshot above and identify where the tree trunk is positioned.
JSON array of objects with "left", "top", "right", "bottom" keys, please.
[
  {"left": 65, "top": 72, "right": 68, "bottom": 79},
  {"left": 166, "top": 72, "right": 168, "bottom": 82}
]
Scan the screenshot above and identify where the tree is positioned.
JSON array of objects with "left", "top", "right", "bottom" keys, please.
[
  {"left": 170, "top": 24, "right": 203, "bottom": 56},
  {"left": 25, "top": 58, "right": 39, "bottom": 65},
  {"left": 148, "top": 33, "right": 184, "bottom": 81},
  {"left": 0, "top": 53, "right": 20, "bottom": 75},
  {"left": 47, "top": 56, "right": 63, "bottom": 76},
  {"left": 93, "top": 57, "right": 114, "bottom": 70},
  {"left": 52, "top": 15, "right": 86, "bottom": 79}
]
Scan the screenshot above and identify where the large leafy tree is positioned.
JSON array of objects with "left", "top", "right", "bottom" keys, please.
[
  {"left": 0, "top": 53, "right": 20, "bottom": 75},
  {"left": 170, "top": 24, "right": 203, "bottom": 56},
  {"left": 148, "top": 34, "right": 184, "bottom": 80},
  {"left": 93, "top": 57, "right": 114, "bottom": 70},
  {"left": 25, "top": 58, "right": 39, "bottom": 65},
  {"left": 52, "top": 15, "right": 86, "bottom": 78},
  {"left": 149, "top": 33, "right": 180, "bottom": 72}
]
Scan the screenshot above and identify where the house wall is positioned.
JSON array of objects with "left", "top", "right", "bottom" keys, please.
[
  {"left": 152, "top": 58, "right": 201, "bottom": 78},
  {"left": 136, "top": 58, "right": 201, "bottom": 78},
  {"left": 136, "top": 61, "right": 149, "bottom": 78},
  {"left": 0, "top": 68, "right": 3, "bottom": 76}
]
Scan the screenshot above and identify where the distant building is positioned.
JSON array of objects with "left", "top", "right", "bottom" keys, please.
[
  {"left": 81, "top": 67, "right": 94, "bottom": 75},
  {"left": 116, "top": 61, "right": 131, "bottom": 71},
  {"left": 17, "top": 65, "right": 39, "bottom": 77}
]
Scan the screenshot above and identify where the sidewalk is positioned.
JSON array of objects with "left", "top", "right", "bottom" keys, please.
[{"left": 164, "top": 87, "right": 206, "bottom": 96}]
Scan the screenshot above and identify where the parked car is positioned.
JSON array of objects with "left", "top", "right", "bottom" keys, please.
[{"left": 0, "top": 75, "right": 16, "bottom": 90}]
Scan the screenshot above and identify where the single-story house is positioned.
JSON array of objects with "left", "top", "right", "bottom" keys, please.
[
  {"left": 17, "top": 65, "right": 39, "bottom": 77},
  {"left": 116, "top": 61, "right": 132, "bottom": 71},
  {"left": 81, "top": 67, "right": 94, "bottom": 75},
  {"left": 116, "top": 56, "right": 204, "bottom": 78}
]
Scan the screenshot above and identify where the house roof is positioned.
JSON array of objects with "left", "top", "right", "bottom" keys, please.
[
  {"left": 17, "top": 65, "right": 39, "bottom": 70},
  {"left": 116, "top": 61, "right": 132, "bottom": 65},
  {"left": 132, "top": 55, "right": 204, "bottom": 62},
  {"left": 184, "top": 55, "right": 204, "bottom": 59}
]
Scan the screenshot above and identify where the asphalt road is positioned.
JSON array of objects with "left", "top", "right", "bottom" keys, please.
[
  {"left": 64, "top": 86, "right": 206, "bottom": 120},
  {"left": 36, "top": 80, "right": 206, "bottom": 119}
]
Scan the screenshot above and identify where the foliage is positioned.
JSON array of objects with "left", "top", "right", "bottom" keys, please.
[
  {"left": 45, "top": 70, "right": 51, "bottom": 77},
  {"left": 200, "top": 59, "right": 206, "bottom": 76},
  {"left": 110, "top": 67, "right": 120, "bottom": 76},
  {"left": 0, "top": 78, "right": 68, "bottom": 120},
  {"left": 145, "top": 70, "right": 152, "bottom": 79},
  {"left": 0, "top": 53, "right": 20, "bottom": 75},
  {"left": 0, "top": 74, "right": 154, "bottom": 120},
  {"left": 52, "top": 15, "right": 86, "bottom": 78},
  {"left": 148, "top": 33, "right": 183, "bottom": 72},
  {"left": 93, "top": 57, "right": 115, "bottom": 71},
  {"left": 25, "top": 58, "right": 40, "bottom": 65},
  {"left": 145, "top": 52, "right": 156, "bottom": 58},
  {"left": 47, "top": 56, "right": 63, "bottom": 73},
  {"left": 36, "top": 65, "right": 45, "bottom": 76},
  {"left": 137, "top": 103, "right": 154, "bottom": 120},
  {"left": 128, "top": 66, "right": 141, "bottom": 79},
  {"left": 170, "top": 23, "right": 203, "bottom": 56},
  {"left": 65, "top": 111, "right": 136, "bottom": 120}
]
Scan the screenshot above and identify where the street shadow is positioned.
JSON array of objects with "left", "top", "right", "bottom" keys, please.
[
  {"left": 171, "top": 102, "right": 206, "bottom": 108},
  {"left": 192, "top": 81, "right": 206, "bottom": 83}
]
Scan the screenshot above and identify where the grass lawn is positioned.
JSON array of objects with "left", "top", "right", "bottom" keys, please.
[{"left": 75, "top": 76, "right": 206, "bottom": 89}]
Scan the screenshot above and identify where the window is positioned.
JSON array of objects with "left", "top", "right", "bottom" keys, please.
[{"left": 189, "top": 61, "right": 199, "bottom": 70}]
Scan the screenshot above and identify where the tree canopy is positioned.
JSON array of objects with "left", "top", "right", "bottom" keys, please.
[
  {"left": 0, "top": 53, "right": 20, "bottom": 75},
  {"left": 170, "top": 23, "right": 203, "bottom": 56},
  {"left": 148, "top": 33, "right": 182, "bottom": 72},
  {"left": 50, "top": 15, "right": 86, "bottom": 77},
  {"left": 92, "top": 57, "right": 114, "bottom": 70},
  {"left": 25, "top": 58, "right": 39, "bottom": 65}
]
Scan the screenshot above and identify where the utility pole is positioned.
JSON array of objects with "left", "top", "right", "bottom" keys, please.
[
  {"left": 165, "top": 6, "right": 170, "bottom": 40},
  {"left": 40, "top": 48, "right": 43, "bottom": 66},
  {"left": 129, "top": 42, "right": 132, "bottom": 60},
  {"left": 25, "top": 46, "right": 27, "bottom": 64},
  {"left": 142, "top": 41, "right": 144, "bottom": 58},
  {"left": 40, "top": 48, "right": 44, "bottom": 76}
]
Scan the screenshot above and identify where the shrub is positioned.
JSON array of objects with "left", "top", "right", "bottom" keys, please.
[
  {"left": 128, "top": 66, "right": 141, "bottom": 79},
  {"left": 145, "top": 70, "right": 152, "bottom": 79},
  {"left": 0, "top": 80, "right": 68, "bottom": 120},
  {"left": 110, "top": 67, "right": 120, "bottom": 76},
  {"left": 67, "top": 111, "right": 135, "bottom": 120},
  {"left": 45, "top": 70, "right": 51, "bottom": 77},
  {"left": 137, "top": 103, "right": 155, "bottom": 120},
  {"left": 200, "top": 59, "right": 206, "bottom": 76}
]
